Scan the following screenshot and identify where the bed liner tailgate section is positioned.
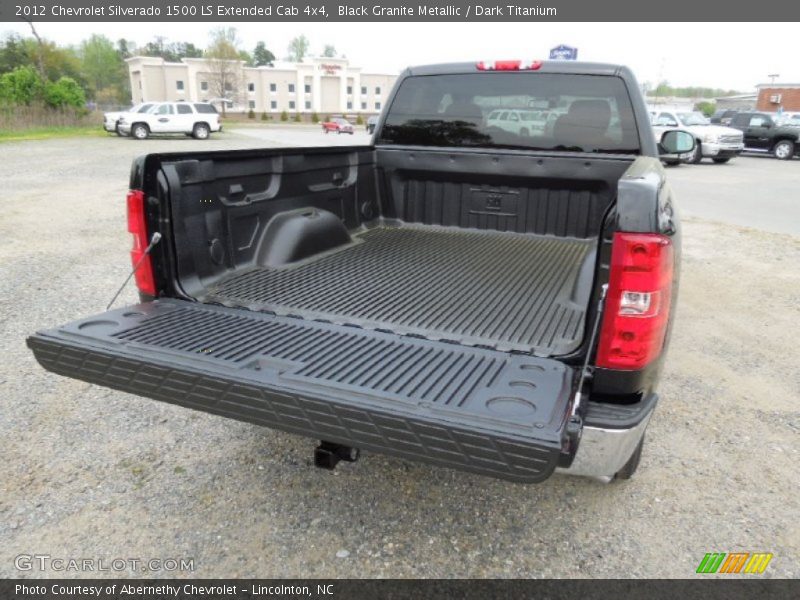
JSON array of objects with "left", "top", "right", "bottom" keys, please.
[{"left": 28, "top": 300, "right": 576, "bottom": 482}]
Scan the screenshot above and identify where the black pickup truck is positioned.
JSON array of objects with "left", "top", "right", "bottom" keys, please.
[
  {"left": 729, "top": 111, "right": 800, "bottom": 160},
  {"left": 27, "top": 61, "right": 693, "bottom": 483}
]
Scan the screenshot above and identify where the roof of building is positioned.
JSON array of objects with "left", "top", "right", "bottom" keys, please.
[{"left": 756, "top": 83, "right": 800, "bottom": 89}]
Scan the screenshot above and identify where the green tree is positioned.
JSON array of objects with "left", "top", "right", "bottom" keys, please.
[
  {"left": 247, "top": 108, "right": 255, "bottom": 119},
  {"left": 43, "top": 76, "right": 86, "bottom": 109},
  {"left": 280, "top": 110, "right": 288, "bottom": 121},
  {"left": 0, "top": 66, "right": 45, "bottom": 105},
  {"left": 205, "top": 27, "right": 243, "bottom": 115},
  {"left": 694, "top": 101, "right": 715, "bottom": 117},
  {"left": 79, "top": 34, "right": 126, "bottom": 101},
  {"left": 287, "top": 35, "right": 309, "bottom": 62},
  {"left": 322, "top": 44, "right": 336, "bottom": 58},
  {"left": 238, "top": 50, "right": 253, "bottom": 66},
  {"left": 310, "top": 112, "right": 319, "bottom": 123},
  {"left": 253, "top": 42, "right": 275, "bottom": 67},
  {"left": 293, "top": 112, "right": 301, "bottom": 122}
]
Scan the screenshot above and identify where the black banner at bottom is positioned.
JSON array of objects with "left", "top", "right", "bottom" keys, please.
[{"left": 2, "top": 579, "right": 798, "bottom": 600}]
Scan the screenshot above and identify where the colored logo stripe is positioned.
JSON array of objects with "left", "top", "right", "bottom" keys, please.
[
  {"left": 744, "top": 553, "right": 773, "bottom": 574},
  {"left": 696, "top": 552, "right": 773, "bottom": 574}
]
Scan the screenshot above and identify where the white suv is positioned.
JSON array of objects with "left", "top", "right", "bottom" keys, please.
[
  {"left": 486, "top": 109, "right": 549, "bottom": 137},
  {"left": 118, "top": 102, "right": 222, "bottom": 140}
]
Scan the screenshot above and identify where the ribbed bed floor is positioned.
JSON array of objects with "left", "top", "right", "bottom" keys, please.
[{"left": 203, "top": 225, "right": 594, "bottom": 355}]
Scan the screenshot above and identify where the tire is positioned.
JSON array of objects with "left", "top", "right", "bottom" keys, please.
[
  {"left": 324, "top": 129, "right": 329, "bottom": 134},
  {"left": 192, "top": 123, "right": 210, "bottom": 140},
  {"left": 663, "top": 159, "right": 680, "bottom": 167},
  {"left": 712, "top": 157, "right": 730, "bottom": 164},
  {"left": 687, "top": 141, "right": 703, "bottom": 164},
  {"left": 131, "top": 123, "right": 149, "bottom": 140},
  {"left": 115, "top": 123, "right": 123, "bottom": 137},
  {"left": 773, "top": 140, "right": 795, "bottom": 160},
  {"left": 614, "top": 434, "right": 645, "bottom": 481}
]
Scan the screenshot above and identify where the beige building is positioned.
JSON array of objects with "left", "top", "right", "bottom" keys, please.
[{"left": 126, "top": 55, "right": 397, "bottom": 115}]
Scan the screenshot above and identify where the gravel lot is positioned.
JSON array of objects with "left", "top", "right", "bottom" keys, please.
[{"left": 1, "top": 130, "right": 798, "bottom": 578}]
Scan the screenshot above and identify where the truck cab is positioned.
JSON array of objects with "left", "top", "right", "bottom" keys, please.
[{"left": 729, "top": 111, "right": 800, "bottom": 159}]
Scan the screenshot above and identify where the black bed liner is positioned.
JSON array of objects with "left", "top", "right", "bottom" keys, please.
[
  {"left": 28, "top": 299, "right": 577, "bottom": 482},
  {"left": 201, "top": 224, "right": 594, "bottom": 356}
]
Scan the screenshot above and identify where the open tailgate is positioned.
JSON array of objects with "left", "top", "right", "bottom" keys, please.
[{"left": 27, "top": 299, "right": 577, "bottom": 482}]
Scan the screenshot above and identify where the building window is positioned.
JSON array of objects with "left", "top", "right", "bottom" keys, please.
[
  {"left": 375, "top": 86, "right": 381, "bottom": 95},
  {"left": 270, "top": 100, "right": 277, "bottom": 109},
  {"left": 200, "top": 81, "right": 208, "bottom": 91},
  {"left": 304, "top": 84, "right": 311, "bottom": 94},
  {"left": 289, "top": 100, "right": 295, "bottom": 109},
  {"left": 269, "top": 83, "right": 276, "bottom": 92},
  {"left": 248, "top": 100, "right": 255, "bottom": 109},
  {"left": 176, "top": 80, "right": 184, "bottom": 91},
  {"left": 361, "top": 86, "right": 367, "bottom": 95},
  {"left": 361, "top": 101, "right": 367, "bottom": 110},
  {"left": 347, "top": 86, "right": 352, "bottom": 95},
  {"left": 305, "top": 100, "right": 311, "bottom": 110},
  {"left": 347, "top": 101, "right": 353, "bottom": 110},
  {"left": 375, "top": 102, "right": 381, "bottom": 110},
  {"left": 248, "top": 83, "right": 255, "bottom": 92},
  {"left": 224, "top": 83, "right": 232, "bottom": 93},
  {"left": 288, "top": 83, "right": 295, "bottom": 93}
]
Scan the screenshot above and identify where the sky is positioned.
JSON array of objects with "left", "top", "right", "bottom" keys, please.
[{"left": 2, "top": 21, "right": 797, "bottom": 91}]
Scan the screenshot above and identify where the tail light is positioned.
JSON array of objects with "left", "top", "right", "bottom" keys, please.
[
  {"left": 596, "top": 233, "right": 674, "bottom": 370},
  {"left": 126, "top": 189, "right": 157, "bottom": 296},
  {"left": 476, "top": 60, "right": 543, "bottom": 71}
]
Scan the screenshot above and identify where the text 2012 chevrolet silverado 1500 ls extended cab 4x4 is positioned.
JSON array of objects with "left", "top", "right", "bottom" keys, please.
[{"left": 27, "top": 61, "right": 694, "bottom": 483}]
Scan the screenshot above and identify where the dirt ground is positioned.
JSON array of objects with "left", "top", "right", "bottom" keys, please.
[{"left": 0, "top": 134, "right": 797, "bottom": 578}]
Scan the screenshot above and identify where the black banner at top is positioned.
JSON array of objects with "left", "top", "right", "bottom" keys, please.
[{"left": 2, "top": 0, "right": 800, "bottom": 22}]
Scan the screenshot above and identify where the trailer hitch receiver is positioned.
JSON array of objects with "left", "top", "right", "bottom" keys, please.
[{"left": 314, "top": 441, "right": 360, "bottom": 470}]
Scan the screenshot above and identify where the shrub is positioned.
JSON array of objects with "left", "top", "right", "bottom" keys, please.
[
  {"left": 247, "top": 108, "right": 255, "bottom": 119},
  {"left": 293, "top": 112, "right": 301, "bottom": 122},
  {"left": 280, "top": 110, "right": 288, "bottom": 122},
  {"left": 355, "top": 114, "right": 364, "bottom": 125},
  {"left": 260, "top": 112, "right": 268, "bottom": 121},
  {"left": 43, "top": 77, "right": 86, "bottom": 110},
  {"left": 0, "top": 66, "right": 45, "bottom": 106},
  {"left": 311, "top": 112, "right": 319, "bottom": 123}
]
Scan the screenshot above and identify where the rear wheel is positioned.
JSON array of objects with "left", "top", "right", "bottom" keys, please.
[
  {"left": 712, "top": 157, "right": 730, "bottom": 164},
  {"left": 614, "top": 435, "right": 645, "bottom": 480},
  {"left": 687, "top": 142, "right": 703, "bottom": 164},
  {"left": 773, "top": 140, "right": 795, "bottom": 160},
  {"left": 131, "top": 123, "right": 149, "bottom": 140},
  {"left": 192, "top": 123, "right": 210, "bottom": 140}
]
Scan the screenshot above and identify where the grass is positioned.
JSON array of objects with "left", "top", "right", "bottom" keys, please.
[{"left": 0, "top": 125, "right": 108, "bottom": 142}]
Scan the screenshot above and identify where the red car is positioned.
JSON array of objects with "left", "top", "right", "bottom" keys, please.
[{"left": 322, "top": 117, "right": 354, "bottom": 134}]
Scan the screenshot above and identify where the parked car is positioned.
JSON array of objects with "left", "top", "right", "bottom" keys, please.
[
  {"left": 322, "top": 117, "right": 354, "bottom": 134},
  {"left": 776, "top": 112, "right": 800, "bottom": 128},
  {"left": 28, "top": 60, "right": 694, "bottom": 483},
  {"left": 652, "top": 110, "right": 743, "bottom": 164},
  {"left": 118, "top": 102, "right": 221, "bottom": 140},
  {"left": 486, "top": 109, "right": 549, "bottom": 136},
  {"left": 103, "top": 102, "right": 158, "bottom": 135},
  {"left": 366, "top": 115, "right": 378, "bottom": 134},
  {"left": 729, "top": 111, "right": 800, "bottom": 160},
  {"left": 709, "top": 109, "right": 738, "bottom": 125}
]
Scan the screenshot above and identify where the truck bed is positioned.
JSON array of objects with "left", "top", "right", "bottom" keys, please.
[{"left": 200, "top": 223, "right": 594, "bottom": 355}]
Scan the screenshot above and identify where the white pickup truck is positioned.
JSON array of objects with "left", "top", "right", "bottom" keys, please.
[
  {"left": 118, "top": 101, "right": 222, "bottom": 140},
  {"left": 652, "top": 110, "right": 743, "bottom": 164}
]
